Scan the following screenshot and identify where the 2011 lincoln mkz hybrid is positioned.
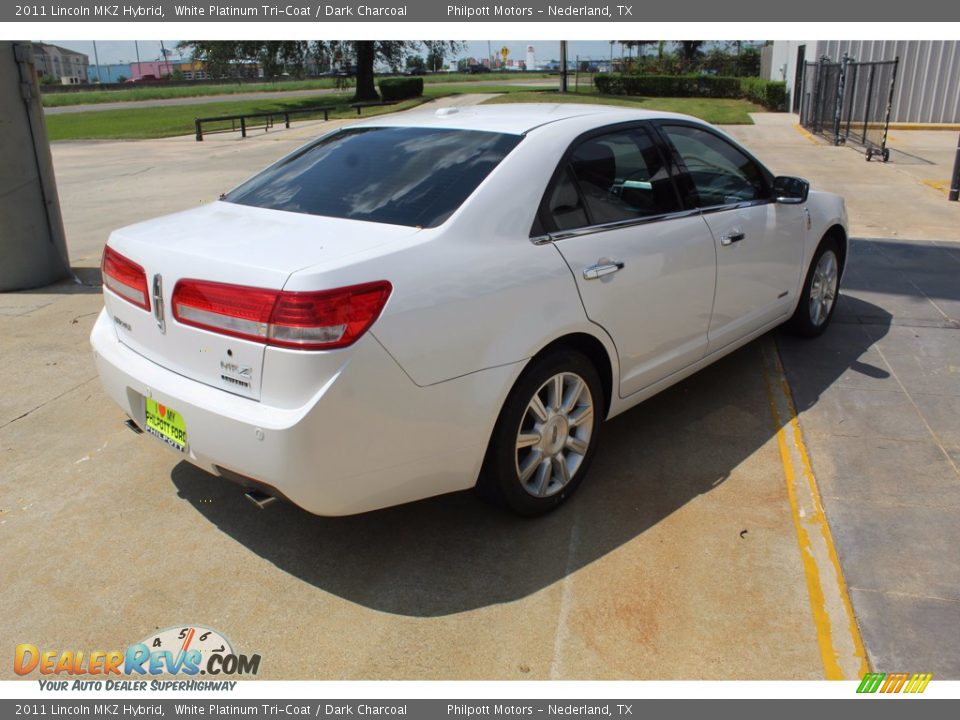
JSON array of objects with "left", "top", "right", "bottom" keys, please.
[{"left": 91, "top": 104, "right": 847, "bottom": 517}]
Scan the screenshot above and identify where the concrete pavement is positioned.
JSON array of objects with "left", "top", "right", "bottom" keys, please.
[
  {"left": 778, "top": 239, "right": 960, "bottom": 677},
  {"left": 726, "top": 115, "right": 960, "bottom": 675}
]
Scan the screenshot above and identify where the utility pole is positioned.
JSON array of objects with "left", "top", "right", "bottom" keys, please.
[
  {"left": 134, "top": 40, "right": 141, "bottom": 80},
  {"left": 92, "top": 39, "right": 102, "bottom": 83},
  {"left": 560, "top": 40, "right": 568, "bottom": 92},
  {"left": 160, "top": 39, "right": 170, "bottom": 76},
  {"left": 949, "top": 132, "right": 959, "bottom": 202}
]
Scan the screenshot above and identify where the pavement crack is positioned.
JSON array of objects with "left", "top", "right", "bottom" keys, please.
[
  {"left": 850, "top": 586, "right": 960, "bottom": 606},
  {"left": 821, "top": 495, "right": 960, "bottom": 510},
  {"left": 71, "top": 311, "right": 99, "bottom": 324},
  {"left": 0, "top": 376, "right": 98, "bottom": 430}
]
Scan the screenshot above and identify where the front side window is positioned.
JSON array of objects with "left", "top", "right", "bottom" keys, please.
[
  {"left": 542, "top": 126, "right": 680, "bottom": 232},
  {"left": 224, "top": 126, "right": 521, "bottom": 229},
  {"left": 660, "top": 124, "right": 772, "bottom": 208}
]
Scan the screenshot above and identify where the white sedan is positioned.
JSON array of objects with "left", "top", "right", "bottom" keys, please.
[{"left": 91, "top": 104, "right": 846, "bottom": 517}]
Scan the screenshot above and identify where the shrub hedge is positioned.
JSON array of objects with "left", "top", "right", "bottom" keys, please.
[
  {"left": 739, "top": 77, "right": 787, "bottom": 111},
  {"left": 378, "top": 77, "right": 424, "bottom": 101},
  {"left": 593, "top": 73, "right": 787, "bottom": 111}
]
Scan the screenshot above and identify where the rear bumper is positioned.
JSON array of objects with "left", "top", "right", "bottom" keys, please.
[{"left": 90, "top": 308, "right": 520, "bottom": 515}]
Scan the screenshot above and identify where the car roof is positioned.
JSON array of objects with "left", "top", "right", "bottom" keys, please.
[{"left": 346, "top": 103, "right": 705, "bottom": 135}]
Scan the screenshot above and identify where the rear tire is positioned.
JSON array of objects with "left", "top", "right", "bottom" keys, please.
[
  {"left": 787, "top": 236, "right": 842, "bottom": 337},
  {"left": 477, "top": 351, "right": 603, "bottom": 517}
]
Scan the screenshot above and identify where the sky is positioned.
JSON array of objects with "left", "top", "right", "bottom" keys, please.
[{"left": 47, "top": 40, "right": 701, "bottom": 66}]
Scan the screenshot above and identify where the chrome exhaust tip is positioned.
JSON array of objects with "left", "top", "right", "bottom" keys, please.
[
  {"left": 244, "top": 489, "right": 277, "bottom": 509},
  {"left": 124, "top": 418, "right": 144, "bottom": 435}
]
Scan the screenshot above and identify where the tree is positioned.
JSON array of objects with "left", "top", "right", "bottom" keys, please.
[
  {"left": 425, "top": 43, "right": 448, "bottom": 72},
  {"left": 405, "top": 55, "right": 426, "bottom": 73},
  {"left": 634, "top": 41, "right": 656, "bottom": 59},
  {"left": 677, "top": 41, "right": 706, "bottom": 72},
  {"left": 353, "top": 41, "right": 378, "bottom": 100},
  {"left": 179, "top": 41, "right": 463, "bottom": 100},
  {"left": 618, "top": 41, "right": 637, "bottom": 59}
]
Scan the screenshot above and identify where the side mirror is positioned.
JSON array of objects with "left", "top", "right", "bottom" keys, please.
[{"left": 774, "top": 176, "right": 810, "bottom": 204}]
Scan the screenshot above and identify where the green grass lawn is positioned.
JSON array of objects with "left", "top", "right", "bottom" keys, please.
[
  {"left": 42, "top": 72, "right": 555, "bottom": 107},
  {"left": 482, "top": 90, "right": 764, "bottom": 124},
  {"left": 45, "top": 85, "right": 551, "bottom": 141}
]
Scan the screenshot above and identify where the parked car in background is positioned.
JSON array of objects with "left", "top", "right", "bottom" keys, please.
[{"left": 91, "top": 104, "right": 847, "bottom": 517}]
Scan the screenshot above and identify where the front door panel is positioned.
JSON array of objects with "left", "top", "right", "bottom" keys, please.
[{"left": 701, "top": 203, "right": 805, "bottom": 351}]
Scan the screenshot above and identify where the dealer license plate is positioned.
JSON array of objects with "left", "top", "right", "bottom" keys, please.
[{"left": 144, "top": 398, "right": 187, "bottom": 452}]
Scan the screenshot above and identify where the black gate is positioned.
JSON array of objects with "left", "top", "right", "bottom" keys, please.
[
  {"left": 799, "top": 55, "right": 899, "bottom": 161},
  {"left": 799, "top": 58, "right": 843, "bottom": 139}
]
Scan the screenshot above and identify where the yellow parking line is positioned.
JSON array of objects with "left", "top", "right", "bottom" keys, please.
[
  {"left": 794, "top": 124, "right": 820, "bottom": 144},
  {"left": 923, "top": 179, "right": 949, "bottom": 196},
  {"left": 762, "top": 340, "right": 870, "bottom": 680}
]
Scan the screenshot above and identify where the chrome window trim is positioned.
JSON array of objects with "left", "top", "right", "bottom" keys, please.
[
  {"left": 698, "top": 198, "right": 775, "bottom": 215},
  {"left": 531, "top": 208, "right": 703, "bottom": 245}
]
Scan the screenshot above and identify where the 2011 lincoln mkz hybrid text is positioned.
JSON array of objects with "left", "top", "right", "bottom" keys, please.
[{"left": 90, "top": 104, "right": 847, "bottom": 517}]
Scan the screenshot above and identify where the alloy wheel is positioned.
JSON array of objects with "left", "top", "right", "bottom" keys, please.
[
  {"left": 515, "top": 372, "right": 594, "bottom": 498},
  {"left": 809, "top": 249, "right": 839, "bottom": 327}
]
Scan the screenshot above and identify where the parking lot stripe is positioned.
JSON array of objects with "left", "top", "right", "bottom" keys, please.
[
  {"left": 793, "top": 124, "right": 820, "bottom": 144},
  {"left": 762, "top": 339, "right": 870, "bottom": 680}
]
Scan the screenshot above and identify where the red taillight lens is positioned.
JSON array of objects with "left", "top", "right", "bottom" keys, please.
[
  {"left": 171, "top": 280, "right": 392, "bottom": 351},
  {"left": 101, "top": 246, "right": 150, "bottom": 311}
]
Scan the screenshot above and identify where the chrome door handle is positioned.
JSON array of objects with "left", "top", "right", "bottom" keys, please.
[
  {"left": 720, "top": 231, "right": 745, "bottom": 246},
  {"left": 582, "top": 261, "right": 625, "bottom": 280}
]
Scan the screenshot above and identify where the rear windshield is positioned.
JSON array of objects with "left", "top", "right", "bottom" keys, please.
[{"left": 224, "top": 126, "right": 522, "bottom": 228}]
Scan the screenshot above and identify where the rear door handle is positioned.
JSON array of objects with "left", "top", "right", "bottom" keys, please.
[
  {"left": 583, "top": 261, "right": 624, "bottom": 280},
  {"left": 720, "top": 231, "right": 745, "bottom": 246}
]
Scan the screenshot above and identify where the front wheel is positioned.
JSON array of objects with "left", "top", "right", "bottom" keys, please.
[
  {"left": 787, "top": 237, "right": 842, "bottom": 337},
  {"left": 477, "top": 351, "right": 603, "bottom": 516}
]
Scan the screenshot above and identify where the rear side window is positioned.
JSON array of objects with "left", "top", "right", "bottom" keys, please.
[{"left": 224, "top": 127, "right": 521, "bottom": 228}]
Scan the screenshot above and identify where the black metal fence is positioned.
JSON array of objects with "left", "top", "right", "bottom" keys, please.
[
  {"left": 800, "top": 56, "right": 899, "bottom": 161},
  {"left": 194, "top": 105, "right": 332, "bottom": 141}
]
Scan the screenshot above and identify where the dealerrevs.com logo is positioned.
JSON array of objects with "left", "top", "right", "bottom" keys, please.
[{"left": 15, "top": 626, "right": 260, "bottom": 690}]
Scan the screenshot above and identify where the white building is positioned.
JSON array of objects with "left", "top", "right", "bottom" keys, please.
[
  {"left": 526, "top": 45, "right": 536, "bottom": 71},
  {"left": 31, "top": 43, "right": 89, "bottom": 84},
  {"left": 766, "top": 40, "right": 960, "bottom": 123}
]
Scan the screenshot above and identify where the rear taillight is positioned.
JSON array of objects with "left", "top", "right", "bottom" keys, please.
[
  {"left": 171, "top": 280, "right": 392, "bottom": 350},
  {"left": 101, "top": 246, "right": 150, "bottom": 311}
]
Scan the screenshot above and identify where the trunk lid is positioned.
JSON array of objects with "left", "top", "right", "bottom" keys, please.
[{"left": 103, "top": 202, "right": 418, "bottom": 400}]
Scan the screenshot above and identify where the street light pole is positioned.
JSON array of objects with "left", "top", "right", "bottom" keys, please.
[{"left": 134, "top": 40, "right": 141, "bottom": 80}]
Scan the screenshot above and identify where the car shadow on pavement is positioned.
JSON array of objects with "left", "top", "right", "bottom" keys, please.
[{"left": 170, "top": 283, "right": 893, "bottom": 618}]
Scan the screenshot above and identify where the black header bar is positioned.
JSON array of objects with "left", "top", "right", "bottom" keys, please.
[{"left": 5, "top": 0, "right": 959, "bottom": 23}]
